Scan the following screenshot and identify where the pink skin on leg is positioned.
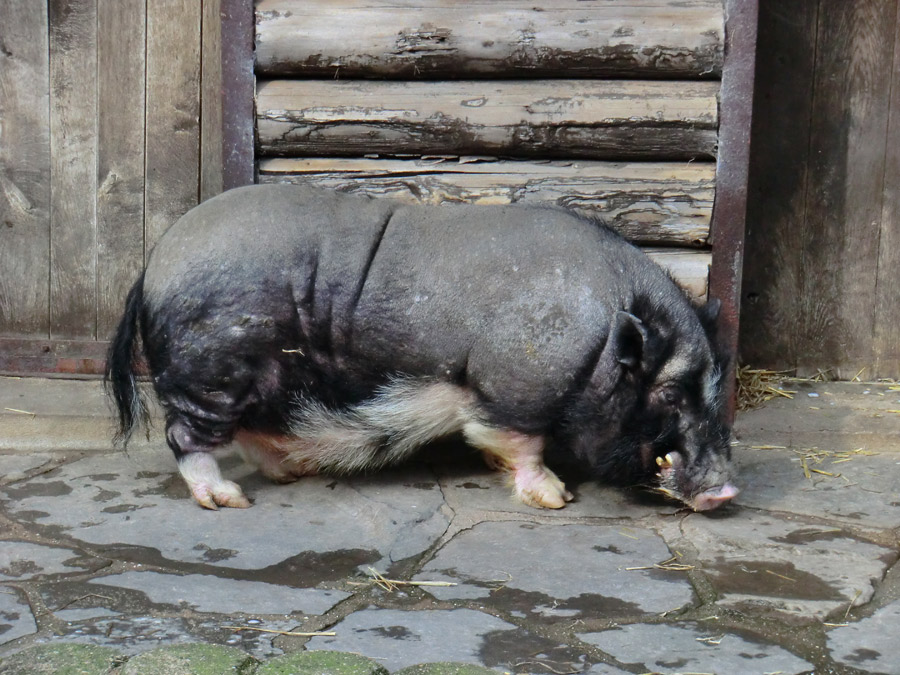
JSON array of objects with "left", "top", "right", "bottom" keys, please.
[
  {"left": 463, "top": 423, "right": 574, "bottom": 509},
  {"left": 235, "top": 431, "right": 321, "bottom": 482},
  {"left": 177, "top": 452, "right": 251, "bottom": 510}
]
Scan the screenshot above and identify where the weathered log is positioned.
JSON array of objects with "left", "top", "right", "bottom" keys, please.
[
  {"left": 255, "top": 0, "right": 724, "bottom": 79},
  {"left": 645, "top": 249, "right": 711, "bottom": 301},
  {"left": 258, "top": 157, "right": 715, "bottom": 246},
  {"left": 257, "top": 79, "right": 719, "bottom": 160}
]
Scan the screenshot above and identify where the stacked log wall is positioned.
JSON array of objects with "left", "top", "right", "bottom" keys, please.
[{"left": 254, "top": 0, "right": 726, "bottom": 301}]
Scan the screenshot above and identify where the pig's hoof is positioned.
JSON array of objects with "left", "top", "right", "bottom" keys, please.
[
  {"left": 191, "top": 481, "right": 251, "bottom": 510},
  {"left": 514, "top": 469, "right": 574, "bottom": 509}
]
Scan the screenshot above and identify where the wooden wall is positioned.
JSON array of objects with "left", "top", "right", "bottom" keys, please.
[
  {"left": 4, "top": 0, "right": 900, "bottom": 380},
  {"left": 0, "top": 0, "right": 223, "bottom": 371},
  {"left": 1, "top": 0, "right": 724, "bottom": 374},
  {"left": 741, "top": 0, "right": 900, "bottom": 380}
]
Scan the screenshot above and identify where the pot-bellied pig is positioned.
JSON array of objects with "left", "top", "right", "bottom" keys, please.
[{"left": 106, "top": 184, "right": 738, "bottom": 512}]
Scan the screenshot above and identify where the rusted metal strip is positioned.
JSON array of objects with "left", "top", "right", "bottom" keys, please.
[
  {"left": 709, "top": 0, "right": 760, "bottom": 420},
  {"left": 220, "top": 0, "right": 255, "bottom": 189}
]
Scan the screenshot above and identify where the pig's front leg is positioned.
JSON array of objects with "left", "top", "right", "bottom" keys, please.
[
  {"left": 463, "top": 423, "right": 574, "bottom": 509},
  {"left": 177, "top": 452, "right": 251, "bottom": 510}
]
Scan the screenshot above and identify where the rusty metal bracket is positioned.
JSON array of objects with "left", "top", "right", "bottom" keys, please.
[{"left": 709, "top": 0, "right": 760, "bottom": 421}]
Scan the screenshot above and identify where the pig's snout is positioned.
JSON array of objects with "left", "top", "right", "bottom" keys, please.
[
  {"left": 690, "top": 482, "right": 740, "bottom": 511},
  {"left": 656, "top": 451, "right": 738, "bottom": 511}
]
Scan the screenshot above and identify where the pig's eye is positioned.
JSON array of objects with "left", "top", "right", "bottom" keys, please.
[{"left": 656, "top": 386, "right": 682, "bottom": 408}]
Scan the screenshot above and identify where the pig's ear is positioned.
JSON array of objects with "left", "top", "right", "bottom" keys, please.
[
  {"left": 696, "top": 298, "right": 721, "bottom": 339},
  {"left": 612, "top": 311, "right": 647, "bottom": 370}
]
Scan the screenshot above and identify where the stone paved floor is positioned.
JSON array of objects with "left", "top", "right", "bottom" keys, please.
[{"left": 0, "top": 377, "right": 898, "bottom": 674}]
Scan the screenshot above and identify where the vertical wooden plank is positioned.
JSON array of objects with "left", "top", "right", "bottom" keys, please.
[
  {"left": 96, "top": 0, "right": 147, "bottom": 339},
  {"left": 873, "top": 0, "right": 900, "bottom": 378},
  {"left": 220, "top": 0, "right": 255, "bottom": 190},
  {"left": 48, "top": 0, "right": 99, "bottom": 339},
  {"left": 200, "top": 0, "right": 224, "bottom": 202},
  {"left": 144, "top": 0, "right": 202, "bottom": 253},
  {"left": 739, "top": 0, "right": 818, "bottom": 370},
  {"left": 741, "top": 0, "right": 899, "bottom": 380},
  {"left": 0, "top": 3, "right": 51, "bottom": 337},
  {"left": 796, "top": 0, "right": 896, "bottom": 379}
]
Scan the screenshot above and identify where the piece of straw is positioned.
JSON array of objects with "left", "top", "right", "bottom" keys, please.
[{"left": 367, "top": 567, "right": 456, "bottom": 592}]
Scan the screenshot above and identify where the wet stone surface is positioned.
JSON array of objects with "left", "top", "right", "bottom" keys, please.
[
  {"left": 47, "top": 615, "right": 206, "bottom": 655},
  {"left": 580, "top": 622, "right": 814, "bottom": 674},
  {"left": 734, "top": 445, "right": 900, "bottom": 529},
  {"left": 307, "top": 609, "right": 516, "bottom": 671},
  {"left": 87, "top": 571, "right": 348, "bottom": 616},
  {"left": 0, "top": 448, "right": 449, "bottom": 576},
  {"left": 307, "top": 608, "right": 594, "bottom": 673},
  {"left": 0, "top": 588, "right": 37, "bottom": 647},
  {"left": 678, "top": 510, "right": 897, "bottom": 619},
  {"left": 416, "top": 521, "right": 694, "bottom": 619},
  {"left": 43, "top": 614, "right": 298, "bottom": 661},
  {"left": 0, "top": 453, "right": 54, "bottom": 486},
  {"left": 0, "top": 541, "right": 108, "bottom": 581},
  {"left": 1, "top": 378, "right": 900, "bottom": 672},
  {"left": 827, "top": 599, "right": 900, "bottom": 673}
]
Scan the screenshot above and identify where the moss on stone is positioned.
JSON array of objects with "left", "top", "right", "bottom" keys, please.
[
  {"left": 394, "top": 664, "right": 498, "bottom": 675},
  {"left": 0, "top": 644, "right": 123, "bottom": 675},
  {"left": 120, "top": 643, "right": 257, "bottom": 675},
  {"left": 257, "top": 650, "right": 389, "bottom": 675}
]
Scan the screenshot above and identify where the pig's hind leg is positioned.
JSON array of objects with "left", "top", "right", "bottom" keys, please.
[
  {"left": 153, "top": 337, "right": 288, "bottom": 509},
  {"left": 177, "top": 451, "right": 251, "bottom": 510},
  {"left": 463, "top": 422, "right": 574, "bottom": 509},
  {"left": 166, "top": 417, "right": 252, "bottom": 510}
]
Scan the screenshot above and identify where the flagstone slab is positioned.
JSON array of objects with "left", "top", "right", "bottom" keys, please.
[
  {"left": 733, "top": 445, "right": 900, "bottom": 529},
  {"left": 0, "top": 449, "right": 449, "bottom": 579},
  {"left": 0, "top": 541, "right": 106, "bottom": 581},
  {"left": 88, "top": 570, "right": 348, "bottom": 616},
  {"left": 580, "top": 622, "right": 813, "bottom": 674},
  {"left": 827, "top": 600, "right": 900, "bottom": 674},
  {"left": 679, "top": 510, "right": 896, "bottom": 618},
  {"left": 0, "top": 588, "right": 36, "bottom": 646},
  {"left": 416, "top": 521, "right": 695, "bottom": 620},
  {"left": 307, "top": 608, "right": 592, "bottom": 672}
]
